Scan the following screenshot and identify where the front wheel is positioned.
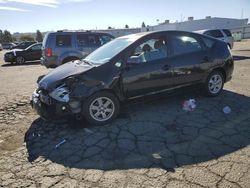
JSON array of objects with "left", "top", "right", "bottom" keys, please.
[
  {"left": 204, "top": 71, "right": 224, "bottom": 96},
  {"left": 16, "top": 56, "right": 25, "bottom": 64},
  {"left": 82, "top": 91, "right": 120, "bottom": 126}
]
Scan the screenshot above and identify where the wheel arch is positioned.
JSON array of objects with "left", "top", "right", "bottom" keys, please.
[
  {"left": 211, "top": 67, "right": 226, "bottom": 81},
  {"left": 62, "top": 56, "right": 79, "bottom": 64}
]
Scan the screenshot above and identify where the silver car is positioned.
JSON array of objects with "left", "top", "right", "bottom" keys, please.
[{"left": 195, "top": 29, "right": 234, "bottom": 49}]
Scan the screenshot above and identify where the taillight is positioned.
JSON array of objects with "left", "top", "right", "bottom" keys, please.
[{"left": 46, "top": 48, "right": 52, "bottom": 57}]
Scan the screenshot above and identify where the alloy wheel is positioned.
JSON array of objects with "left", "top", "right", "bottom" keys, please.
[
  {"left": 208, "top": 74, "right": 223, "bottom": 94},
  {"left": 89, "top": 97, "right": 115, "bottom": 122},
  {"left": 16, "top": 56, "right": 25, "bottom": 64}
]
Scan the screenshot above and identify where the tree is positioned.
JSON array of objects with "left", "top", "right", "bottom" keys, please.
[
  {"left": 107, "top": 26, "right": 113, "bottom": 29},
  {"left": 125, "top": 24, "right": 129, "bottom": 29},
  {"left": 141, "top": 22, "right": 146, "bottom": 28},
  {"left": 12, "top": 36, "right": 17, "bottom": 42},
  {"left": 2, "top": 30, "right": 13, "bottom": 42},
  {"left": 36, "top": 30, "right": 43, "bottom": 42},
  {"left": 0, "top": 30, "right": 3, "bottom": 43},
  {"left": 20, "top": 35, "right": 34, "bottom": 41}
]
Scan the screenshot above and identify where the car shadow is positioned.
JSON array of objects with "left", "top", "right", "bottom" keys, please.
[
  {"left": 25, "top": 88, "right": 250, "bottom": 171},
  {"left": 1, "top": 61, "right": 41, "bottom": 67},
  {"left": 233, "top": 55, "right": 250, "bottom": 61}
]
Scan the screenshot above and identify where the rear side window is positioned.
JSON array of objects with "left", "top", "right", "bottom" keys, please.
[
  {"left": 171, "top": 35, "right": 202, "bottom": 56},
  {"left": 31, "top": 44, "right": 42, "bottom": 50},
  {"left": 222, "top": 29, "right": 232, "bottom": 37},
  {"left": 76, "top": 34, "right": 100, "bottom": 46},
  {"left": 77, "top": 34, "right": 88, "bottom": 46},
  {"left": 88, "top": 35, "right": 100, "bottom": 46},
  {"left": 204, "top": 30, "right": 223, "bottom": 38},
  {"left": 56, "top": 35, "right": 71, "bottom": 47}
]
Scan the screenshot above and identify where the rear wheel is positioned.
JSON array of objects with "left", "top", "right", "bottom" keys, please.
[
  {"left": 204, "top": 71, "right": 224, "bottom": 96},
  {"left": 82, "top": 91, "right": 120, "bottom": 126},
  {"left": 16, "top": 56, "right": 25, "bottom": 64}
]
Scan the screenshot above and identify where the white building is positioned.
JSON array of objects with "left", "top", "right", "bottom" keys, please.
[
  {"left": 94, "top": 17, "right": 249, "bottom": 39},
  {"left": 142, "top": 17, "right": 249, "bottom": 39}
]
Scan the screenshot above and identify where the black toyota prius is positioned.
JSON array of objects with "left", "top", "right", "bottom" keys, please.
[{"left": 31, "top": 30, "right": 234, "bottom": 125}]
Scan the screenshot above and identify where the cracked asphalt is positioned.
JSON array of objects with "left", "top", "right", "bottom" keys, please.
[{"left": 0, "top": 40, "right": 250, "bottom": 188}]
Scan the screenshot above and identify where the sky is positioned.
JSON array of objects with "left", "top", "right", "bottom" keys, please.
[{"left": 0, "top": 0, "right": 250, "bottom": 33}]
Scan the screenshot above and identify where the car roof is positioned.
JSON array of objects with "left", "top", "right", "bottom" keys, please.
[
  {"left": 48, "top": 31, "right": 114, "bottom": 36},
  {"left": 118, "top": 30, "right": 201, "bottom": 40}
]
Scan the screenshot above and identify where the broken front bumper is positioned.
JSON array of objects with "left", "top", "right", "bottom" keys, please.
[{"left": 30, "top": 90, "right": 75, "bottom": 120}]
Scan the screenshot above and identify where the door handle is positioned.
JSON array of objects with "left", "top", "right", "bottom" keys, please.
[{"left": 162, "top": 64, "right": 170, "bottom": 71}]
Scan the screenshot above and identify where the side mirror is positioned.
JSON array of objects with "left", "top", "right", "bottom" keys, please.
[{"left": 127, "top": 56, "right": 141, "bottom": 64}]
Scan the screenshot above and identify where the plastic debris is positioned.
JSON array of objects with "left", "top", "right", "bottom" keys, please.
[
  {"left": 223, "top": 106, "right": 231, "bottom": 114},
  {"left": 182, "top": 99, "right": 197, "bottom": 111},
  {"left": 84, "top": 128, "right": 93, "bottom": 134},
  {"left": 55, "top": 139, "right": 66, "bottom": 149}
]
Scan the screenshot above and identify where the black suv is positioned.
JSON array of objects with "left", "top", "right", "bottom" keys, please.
[{"left": 41, "top": 31, "right": 114, "bottom": 68}]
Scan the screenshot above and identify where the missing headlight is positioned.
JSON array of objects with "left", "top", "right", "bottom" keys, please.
[{"left": 49, "top": 84, "right": 70, "bottom": 102}]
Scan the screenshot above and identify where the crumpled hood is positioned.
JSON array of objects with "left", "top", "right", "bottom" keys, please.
[{"left": 39, "top": 60, "right": 95, "bottom": 90}]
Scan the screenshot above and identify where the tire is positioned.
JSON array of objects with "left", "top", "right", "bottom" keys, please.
[
  {"left": 82, "top": 91, "right": 120, "bottom": 126},
  {"left": 204, "top": 71, "right": 224, "bottom": 97},
  {"left": 16, "top": 56, "right": 25, "bottom": 64}
]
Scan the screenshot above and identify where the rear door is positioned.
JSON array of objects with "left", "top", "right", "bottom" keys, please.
[
  {"left": 168, "top": 33, "right": 210, "bottom": 86},
  {"left": 55, "top": 34, "right": 73, "bottom": 60},
  {"left": 76, "top": 34, "right": 101, "bottom": 57},
  {"left": 24, "top": 44, "right": 42, "bottom": 61}
]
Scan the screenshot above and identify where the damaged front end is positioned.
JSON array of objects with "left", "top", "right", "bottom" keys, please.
[
  {"left": 31, "top": 81, "right": 84, "bottom": 120},
  {"left": 31, "top": 61, "right": 95, "bottom": 120}
]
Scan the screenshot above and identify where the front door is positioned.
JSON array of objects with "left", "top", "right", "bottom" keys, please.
[
  {"left": 122, "top": 35, "right": 174, "bottom": 98},
  {"left": 26, "top": 44, "right": 42, "bottom": 61}
]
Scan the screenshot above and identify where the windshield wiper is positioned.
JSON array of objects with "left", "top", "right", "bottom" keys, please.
[{"left": 82, "top": 59, "right": 93, "bottom": 66}]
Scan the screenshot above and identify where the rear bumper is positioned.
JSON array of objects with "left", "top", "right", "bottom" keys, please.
[{"left": 41, "top": 57, "right": 57, "bottom": 68}]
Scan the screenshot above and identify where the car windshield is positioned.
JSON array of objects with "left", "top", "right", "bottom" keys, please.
[{"left": 83, "top": 34, "right": 141, "bottom": 65}]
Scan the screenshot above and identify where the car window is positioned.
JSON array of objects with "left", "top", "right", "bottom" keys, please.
[
  {"left": 84, "top": 37, "right": 135, "bottom": 65},
  {"left": 31, "top": 44, "right": 42, "bottom": 50},
  {"left": 19, "top": 42, "right": 26, "bottom": 47},
  {"left": 76, "top": 34, "right": 88, "bottom": 46},
  {"left": 100, "top": 35, "right": 113, "bottom": 45},
  {"left": 56, "top": 35, "right": 71, "bottom": 47},
  {"left": 222, "top": 29, "right": 232, "bottom": 37},
  {"left": 77, "top": 34, "right": 100, "bottom": 46},
  {"left": 202, "top": 37, "right": 215, "bottom": 49},
  {"left": 88, "top": 35, "right": 100, "bottom": 46},
  {"left": 127, "top": 37, "right": 168, "bottom": 64},
  {"left": 171, "top": 35, "right": 202, "bottom": 56},
  {"left": 204, "top": 30, "right": 224, "bottom": 38}
]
